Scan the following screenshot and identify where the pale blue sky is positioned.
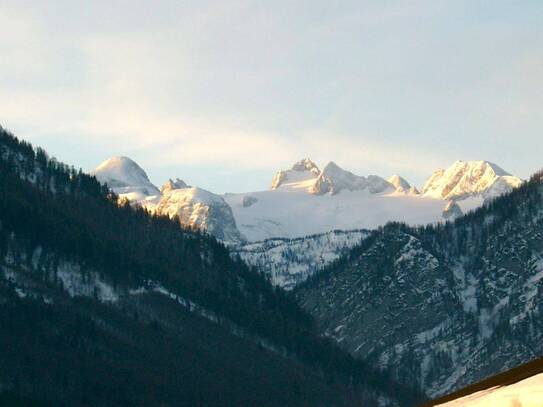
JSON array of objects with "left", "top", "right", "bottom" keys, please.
[{"left": 1, "top": 0, "right": 542, "bottom": 192}]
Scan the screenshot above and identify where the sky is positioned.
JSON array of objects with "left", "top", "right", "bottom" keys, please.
[{"left": 1, "top": 0, "right": 542, "bottom": 193}]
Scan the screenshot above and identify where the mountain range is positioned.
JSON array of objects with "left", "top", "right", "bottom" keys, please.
[
  {"left": 93, "top": 156, "right": 522, "bottom": 244},
  {"left": 2, "top": 125, "right": 542, "bottom": 406}
]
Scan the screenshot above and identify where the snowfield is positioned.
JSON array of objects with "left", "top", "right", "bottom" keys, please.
[
  {"left": 224, "top": 187, "right": 446, "bottom": 242},
  {"left": 435, "top": 373, "right": 543, "bottom": 406}
]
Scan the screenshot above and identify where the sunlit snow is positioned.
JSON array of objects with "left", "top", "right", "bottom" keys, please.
[
  {"left": 92, "top": 156, "right": 523, "bottom": 243},
  {"left": 436, "top": 373, "right": 543, "bottom": 406}
]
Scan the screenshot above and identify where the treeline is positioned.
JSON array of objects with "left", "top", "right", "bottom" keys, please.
[{"left": 0, "top": 126, "right": 425, "bottom": 405}]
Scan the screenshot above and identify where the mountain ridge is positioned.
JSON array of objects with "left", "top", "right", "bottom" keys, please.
[
  {"left": 421, "top": 160, "right": 520, "bottom": 201},
  {"left": 91, "top": 156, "right": 523, "bottom": 244}
]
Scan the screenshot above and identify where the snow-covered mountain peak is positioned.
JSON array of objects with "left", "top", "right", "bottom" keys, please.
[
  {"left": 270, "top": 158, "right": 321, "bottom": 191},
  {"left": 154, "top": 186, "right": 245, "bottom": 243},
  {"left": 421, "top": 160, "right": 521, "bottom": 201},
  {"left": 270, "top": 160, "right": 393, "bottom": 195},
  {"left": 387, "top": 175, "right": 420, "bottom": 195},
  {"left": 453, "top": 159, "right": 509, "bottom": 177},
  {"left": 93, "top": 155, "right": 524, "bottom": 244},
  {"left": 322, "top": 161, "right": 341, "bottom": 172},
  {"left": 318, "top": 161, "right": 357, "bottom": 194},
  {"left": 94, "top": 156, "right": 150, "bottom": 185},
  {"left": 320, "top": 162, "right": 392, "bottom": 195},
  {"left": 388, "top": 174, "right": 410, "bottom": 190},
  {"left": 93, "top": 158, "right": 243, "bottom": 243},
  {"left": 291, "top": 158, "right": 320, "bottom": 174},
  {"left": 161, "top": 178, "right": 189, "bottom": 194},
  {"left": 92, "top": 156, "right": 160, "bottom": 200}
]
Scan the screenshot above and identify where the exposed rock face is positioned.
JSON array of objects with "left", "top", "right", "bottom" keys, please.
[
  {"left": 161, "top": 178, "right": 189, "bottom": 194},
  {"left": 320, "top": 162, "right": 367, "bottom": 194},
  {"left": 309, "top": 172, "right": 333, "bottom": 195},
  {"left": 388, "top": 174, "right": 411, "bottom": 191},
  {"left": 155, "top": 187, "right": 245, "bottom": 243},
  {"left": 408, "top": 186, "right": 421, "bottom": 195},
  {"left": 421, "top": 160, "right": 522, "bottom": 201},
  {"left": 270, "top": 170, "right": 288, "bottom": 190},
  {"left": 242, "top": 195, "right": 258, "bottom": 208},
  {"left": 389, "top": 174, "right": 419, "bottom": 195},
  {"left": 366, "top": 175, "right": 394, "bottom": 194},
  {"left": 319, "top": 162, "right": 392, "bottom": 195},
  {"left": 270, "top": 159, "right": 321, "bottom": 191},
  {"left": 291, "top": 158, "right": 321, "bottom": 174}
]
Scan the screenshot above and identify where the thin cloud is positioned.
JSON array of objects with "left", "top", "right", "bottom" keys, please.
[{"left": 0, "top": 0, "right": 541, "bottom": 193}]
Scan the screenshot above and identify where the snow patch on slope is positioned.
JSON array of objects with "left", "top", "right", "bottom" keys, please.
[
  {"left": 235, "top": 229, "right": 369, "bottom": 289},
  {"left": 56, "top": 262, "right": 118, "bottom": 302}
]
